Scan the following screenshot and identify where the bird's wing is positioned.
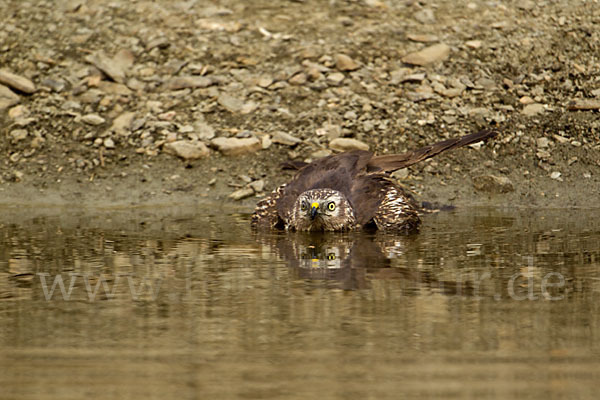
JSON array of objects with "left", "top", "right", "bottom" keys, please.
[{"left": 367, "top": 129, "right": 498, "bottom": 173}]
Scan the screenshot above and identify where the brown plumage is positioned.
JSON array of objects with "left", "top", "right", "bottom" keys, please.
[{"left": 252, "top": 129, "right": 497, "bottom": 232}]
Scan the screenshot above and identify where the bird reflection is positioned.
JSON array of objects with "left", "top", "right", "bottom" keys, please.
[{"left": 254, "top": 230, "right": 420, "bottom": 290}]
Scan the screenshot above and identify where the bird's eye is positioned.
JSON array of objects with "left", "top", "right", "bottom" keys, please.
[
  {"left": 327, "top": 201, "right": 336, "bottom": 211},
  {"left": 300, "top": 202, "right": 307, "bottom": 211}
]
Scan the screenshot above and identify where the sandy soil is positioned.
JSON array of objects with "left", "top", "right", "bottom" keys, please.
[{"left": 0, "top": 0, "right": 599, "bottom": 212}]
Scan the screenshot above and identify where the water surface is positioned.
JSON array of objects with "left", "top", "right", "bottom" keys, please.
[{"left": 0, "top": 206, "right": 599, "bottom": 399}]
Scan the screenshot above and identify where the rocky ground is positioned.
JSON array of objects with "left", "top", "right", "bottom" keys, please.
[{"left": 0, "top": 0, "right": 599, "bottom": 212}]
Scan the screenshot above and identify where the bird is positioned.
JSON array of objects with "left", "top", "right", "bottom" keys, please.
[{"left": 251, "top": 129, "right": 497, "bottom": 232}]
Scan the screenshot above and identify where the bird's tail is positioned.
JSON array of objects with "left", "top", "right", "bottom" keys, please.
[{"left": 367, "top": 129, "right": 498, "bottom": 173}]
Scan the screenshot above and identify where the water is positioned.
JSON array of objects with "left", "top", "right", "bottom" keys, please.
[{"left": 0, "top": 206, "right": 599, "bottom": 399}]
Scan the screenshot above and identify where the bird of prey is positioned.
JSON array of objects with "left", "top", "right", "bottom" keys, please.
[{"left": 251, "top": 129, "right": 497, "bottom": 232}]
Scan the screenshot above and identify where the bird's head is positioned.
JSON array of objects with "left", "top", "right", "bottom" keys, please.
[{"left": 290, "top": 189, "right": 355, "bottom": 231}]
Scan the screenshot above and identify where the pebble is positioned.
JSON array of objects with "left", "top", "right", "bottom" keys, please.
[
  {"left": 329, "top": 138, "right": 369, "bottom": 152},
  {"left": 10, "top": 129, "right": 28, "bottom": 142},
  {"left": 553, "top": 134, "right": 569, "bottom": 144},
  {"left": 334, "top": 54, "right": 360, "bottom": 71},
  {"left": 343, "top": 110, "right": 357, "bottom": 120},
  {"left": 567, "top": 99, "right": 600, "bottom": 110},
  {"left": 261, "top": 135, "right": 272, "bottom": 149},
  {"left": 40, "top": 78, "right": 66, "bottom": 92},
  {"left": 271, "top": 131, "right": 302, "bottom": 146},
  {"left": 162, "top": 76, "right": 213, "bottom": 90},
  {"left": 111, "top": 111, "right": 136, "bottom": 136},
  {"left": 210, "top": 137, "right": 262, "bottom": 155},
  {"left": 218, "top": 93, "right": 257, "bottom": 114},
  {"left": 249, "top": 179, "right": 265, "bottom": 193},
  {"left": 465, "top": 40, "right": 482, "bottom": 49},
  {"left": 521, "top": 103, "right": 545, "bottom": 116},
  {"left": 326, "top": 72, "right": 345, "bottom": 86},
  {"left": 194, "top": 121, "right": 216, "bottom": 140},
  {"left": 311, "top": 149, "right": 332, "bottom": 159},
  {"left": 536, "top": 137, "right": 550, "bottom": 148},
  {"left": 472, "top": 175, "right": 515, "bottom": 193},
  {"left": 550, "top": 171, "right": 562, "bottom": 181},
  {"left": 228, "top": 187, "right": 254, "bottom": 201},
  {"left": 0, "top": 85, "right": 20, "bottom": 110},
  {"left": 414, "top": 8, "right": 436, "bottom": 24},
  {"left": 289, "top": 72, "right": 307, "bottom": 85},
  {"left": 81, "top": 114, "right": 106, "bottom": 126},
  {"left": 0, "top": 69, "right": 36, "bottom": 94},
  {"left": 8, "top": 105, "right": 29, "bottom": 119},
  {"left": 407, "top": 33, "right": 439, "bottom": 43},
  {"left": 402, "top": 43, "right": 450, "bottom": 66},
  {"left": 104, "top": 138, "right": 115, "bottom": 149},
  {"left": 316, "top": 123, "right": 342, "bottom": 140},
  {"left": 519, "top": 96, "right": 535, "bottom": 105},
  {"left": 85, "top": 51, "right": 133, "bottom": 83},
  {"left": 164, "top": 140, "right": 210, "bottom": 160}
]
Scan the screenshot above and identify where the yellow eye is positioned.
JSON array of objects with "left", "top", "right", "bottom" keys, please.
[
  {"left": 327, "top": 202, "right": 336, "bottom": 211},
  {"left": 327, "top": 253, "right": 336, "bottom": 260},
  {"left": 300, "top": 202, "right": 307, "bottom": 211}
]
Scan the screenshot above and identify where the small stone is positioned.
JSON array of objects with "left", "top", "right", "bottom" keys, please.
[
  {"left": 522, "top": 103, "right": 545, "bottom": 116},
  {"left": 536, "top": 137, "right": 550, "bottom": 148},
  {"left": 228, "top": 187, "right": 254, "bottom": 201},
  {"left": 414, "top": 8, "right": 435, "bottom": 24},
  {"left": 40, "top": 78, "right": 66, "bottom": 92},
  {"left": 103, "top": 138, "right": 115, "bottom": 149},
  {"left": 407, "top": 33, "right": 439, "bottom": 43},
  {"left": 0, "top": 69, "right": 36, "bottom": 93},
  {"left": 8, "top": 105, "right": 29, "bottom": 119},
  {"left": 472, "top": 175, "right": 515, "bottom": 193},
  {"left": 194, "top": 121, "right": 216, "bottom": 140},
  {"left": 550, "top": 171, "right": 562, "bottom": 181},
  {"left": 402, "top": 43, "right": 450, "bottom": 66},
  {"left": 553, "top": 134, "right": 569, "bottom": 144},
  {"left": 81, "top": 114, "right": 106, "bottom": 126},
  {"left": 271, "top": 131, "right": 302, "bottom": 146},
  {"left": 343, "top": 110, "right": 357, "bottom": 120},
  {"left": 334, "top": 54, "right": 360, "bottom": 71},
  {"left": 257, "top": 76, "right": 274, "bottom": 88},
  {"left": 85, "top": 51, "right": 133, "bottom": 83},
  {"left": 326, "top": 72, "right": 345, "bottom": 85},
  {"left": 316, "top": 123, "right": 342, "bottom": 140},
  {"left": 567, "top": 99, "right": 600, "bottom": 111},
  {"left": 249, "top": 179, "right": 265, "bottom": 193},
  {"left": 406, "top": 92, "right": 434, "bottom": 102},
  {"left": 261, "top": 135, "right": 272, "bottom": 149},
  {"left": 391, "top": 169, "right": 409, "bottom": 180},
  {"left": 111, "top": 111, "right": 136, "bottom": 136},
  {"left": 311, "top": 149, "right": 332, "bottom": 159},
  {"left": 519, "top": 96, "right": 535, "bottom": 105},
  {"left": 10, "top": 129, "right": 28, "bottom": 142},
  {"left": 162, "top": 76, "right": 213, "bottom": 90},
  {"left": 164, "top": 140, "right": 210, "bottom": 160},
  {"left": 289, "top": 72, "right": 307, "bottom": 85},
  {"left": 441, "top": 88, "right": 463, "bottom": 98},
  {"left": 329, "top": 138, "right": 369, "bottom": 152},
  {"left": 0, "top": 85, "right": 20, "bottom": 110},
  {"left": 465, "top": 40, "right": 482, "bottom": 49},
  {"left": 210, "top": 137, "right": 262, "bottom": 155},
  {"left": 218, "top": 93, "right": 257, "bottom": 114}
]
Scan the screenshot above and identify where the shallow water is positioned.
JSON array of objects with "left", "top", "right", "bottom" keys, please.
[{"left": 0, "top": 206, "right": 599, "bottom": 399}]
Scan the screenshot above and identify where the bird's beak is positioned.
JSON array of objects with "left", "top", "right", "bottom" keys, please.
[{"left": 310, "top": 202, "right": 319, "bottom": 220}]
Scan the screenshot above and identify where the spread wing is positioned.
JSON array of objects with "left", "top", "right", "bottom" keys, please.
[{"left": 367, "top": 129, "right": 497, "bottom": 173}]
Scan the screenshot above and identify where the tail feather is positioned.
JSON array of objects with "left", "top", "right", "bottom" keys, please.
[{"left": 367, "top": 129, "right": 498, "bottom": 173}]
